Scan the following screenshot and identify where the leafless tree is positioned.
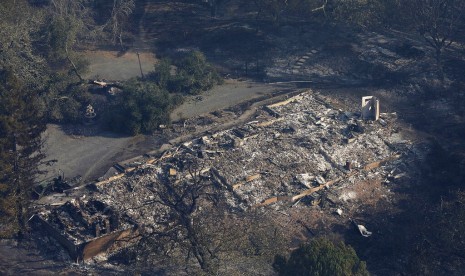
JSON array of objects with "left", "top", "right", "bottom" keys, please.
[
  {"left": 108, "top": 0, "right": 135, "bottom": 50},
  {"left": 128, "top": 157, "right": 221, "bottom": 273},
  {"left": 407, "top": 0, "right": 465, "bottom": 75},
  {"left": 120, "top": 156, "right": 287, "bottom": 274}
]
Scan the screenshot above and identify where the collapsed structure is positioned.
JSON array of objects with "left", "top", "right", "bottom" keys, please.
[{"left": 32, "top": 90, "right": 414, "bottom": 262}]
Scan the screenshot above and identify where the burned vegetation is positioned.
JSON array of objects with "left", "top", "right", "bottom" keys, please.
[{"left": 2, "top": 0, "right": 465, "bottom": 275}]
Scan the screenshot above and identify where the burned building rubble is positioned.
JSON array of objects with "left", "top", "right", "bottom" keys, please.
[
  {"left": 30, "top": 195, "right": 137, "bottom": 262},
  {"left": 33, "top": 90, "right": 416, "bottom": 262}
]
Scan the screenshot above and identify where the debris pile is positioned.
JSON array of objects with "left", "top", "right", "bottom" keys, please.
[
  {"left": 33, "top": 90, "right": 416, "bottom": 261},
  {"left": 37, "top": 199, "right": 121, "bottom": 243},
  {"left": 192, "top": 92, "right": 404, "bottom": 208}
]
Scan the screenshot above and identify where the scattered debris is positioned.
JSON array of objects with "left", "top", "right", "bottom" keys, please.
[
  {"left": 340, "top": 191, "right": 357, "bottom": 202},
  {"left": 169, "top": 168, "right": 177, "bottom": 176},
  {"left": 32, "top": 90, "right": 416, "bottom": 262},
  {"left": 295, "top": 173, "right": 315, "bottom": 189},
  {"left": 30, "top": 198, "right": 136, "bottom": 262},
  {"left": 233, "top": 174, "right": 261, "bottom": 189},
  {"left": 378, "top": 118, "right": 387, "bottom": 127},
  {"left": 345, "top": 160, "right": 353, "bottom": 171},
  {"left": 356, "top": 224, "right": 372, "bottom": 237}
]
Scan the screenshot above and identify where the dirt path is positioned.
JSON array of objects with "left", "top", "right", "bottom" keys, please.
[
  {"left": 171, "top": 79, "right": 292, "bottom": 121},
  {"left": 83, "top": 50, "right": 156, "bottom": 80}
]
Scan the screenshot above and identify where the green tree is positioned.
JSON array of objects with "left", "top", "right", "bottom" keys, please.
[
  {"left": 0, "top": 0, "right": 91, "bottom": 123},
  {"left": 46, "top": 17, "right": 78, "bottom": 62},
  {"left": 43, "top": 0, "right": 96, "bottom": 81},
  {"left": 44, "top": 72, "right": 91, "bottom": 123},
  {"left": 274, "top": 238, "right": 369, "bottom": 276},
  {"left": 0, "top": 0, "right": 49, "bottom": 92},
  {"left": 170, "top": 51, "right": 223, "bottom": 95},
  {"left": 105, "top": 80, "right": 176, "bottom": 135},
  {"left": 0, "top": 2, "right": 47, "bottom": 239},
  {"left": 0, "top": 69, "right": 45, "bottom": 239}
]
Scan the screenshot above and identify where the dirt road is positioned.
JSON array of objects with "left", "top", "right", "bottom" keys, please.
[{"left": 170, "top": 79, "right": 290, "bottom": 121}]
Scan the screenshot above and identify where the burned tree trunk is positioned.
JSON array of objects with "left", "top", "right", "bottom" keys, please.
[{"left": 65, "top": 44, "right": 83, "bottom": 82}]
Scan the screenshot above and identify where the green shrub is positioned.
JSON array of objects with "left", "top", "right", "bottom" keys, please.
[
  {"left": 175, "top": 51, "right": 222, "bottom": 95},
  {"left": 46, "top": 17, "right": 79, "bottom": 62},
  {"left": 105, "top": 79, "right": 176, "bottom": 135},
  {"left": 274, "top": 238, "right": 369, "bottom": 276},
  {"left": 106, "top": 52, "right": 219, "bottom": 135},
  {"left": 152, "top": 58, "right": 172, "bottom": 88},
  {"left": 42, "top": 73, "right": 91, "bottom": 123},
  {"left": 151, "top": 51, "right": 222, "bottom": 95}
]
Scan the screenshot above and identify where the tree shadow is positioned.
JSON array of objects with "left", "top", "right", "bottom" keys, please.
[{"left": 55, "top": 122, "right": 134, "bottom": 139}]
